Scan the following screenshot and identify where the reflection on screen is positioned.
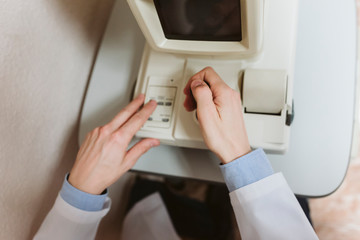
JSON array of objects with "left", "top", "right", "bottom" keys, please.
[{"left": 154, "top": 0, "right": 242, "bottom": 41}]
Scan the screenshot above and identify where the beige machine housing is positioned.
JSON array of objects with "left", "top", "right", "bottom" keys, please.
[{"left": 127, "top": 0, "right": 298, "bottom": 153}]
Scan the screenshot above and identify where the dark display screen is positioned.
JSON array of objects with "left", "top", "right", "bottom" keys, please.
[{"left": 153, "top": 0, "right": 242, "bottom": 41}]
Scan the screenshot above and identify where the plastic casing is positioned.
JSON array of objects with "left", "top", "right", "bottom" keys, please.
[
  {"left": 127, "top": 0, "right": 264, "bottom": 57},
  {"left": 127, "top": 0, "right": 298, "bottom": 154}
]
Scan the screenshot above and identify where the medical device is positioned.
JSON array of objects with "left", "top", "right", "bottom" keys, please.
[{"left": 127, "top": 0, "right": 298, "bottom": 153}]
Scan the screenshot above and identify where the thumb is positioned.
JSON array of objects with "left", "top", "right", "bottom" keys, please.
[
  {"left": 190, "top": 79, "right": 218, "bottom": 124},
  {"left": 123, "top": 138, "right": 160, "bottom": 169},
  {"left": 190, "top": 79, "right": 214, "bottom": 110}
]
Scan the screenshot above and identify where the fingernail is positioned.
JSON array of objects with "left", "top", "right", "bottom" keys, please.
[
  {"left": 151, "top": 140, "right": 160, "bottom": 147},
  {"left": 191, "top": 80, "right": 203, "bottom": 88}
]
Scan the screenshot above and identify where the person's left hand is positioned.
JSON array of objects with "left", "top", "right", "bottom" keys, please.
[{"left": 68, "top": 94, "right": 159, "bottom": 195}]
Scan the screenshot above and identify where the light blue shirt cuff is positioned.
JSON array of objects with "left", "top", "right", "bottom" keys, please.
[
  {"left": 220, "top": 148, "right": 274, "bottom": 192},
  {"left": 59, "top": 173, "right": 108, "bottom": 211}
]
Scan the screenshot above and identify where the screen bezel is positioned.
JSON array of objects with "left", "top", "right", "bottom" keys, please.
[
  {"left": 153, "top": 0, "right": 243, "bottom": 42},
  {"left": 127, "top": 0, "right": 263, "bottom": 56}
]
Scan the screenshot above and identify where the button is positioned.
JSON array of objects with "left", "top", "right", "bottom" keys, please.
[
  {"left": 165, "top": 102, "right": 172, "bottom": 106},
  {"left": 162, "top": 118, "right": 169, "bottom": 122},
  {"left": 148, "top": 117, "right": 153, "bottom": 121},
  {"left": 157, "top": 102, "right": 164, "bottom": 106}
]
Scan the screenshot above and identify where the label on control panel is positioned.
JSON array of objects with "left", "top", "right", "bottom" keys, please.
[{"left": 144, "top": 86, "right": 177, "bottom": 128}]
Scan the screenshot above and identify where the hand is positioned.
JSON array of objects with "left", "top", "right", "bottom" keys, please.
[
  {"left": 68, "top": 94, "right": 160, "bottom": 194},
  {"left": 183, "top": 67, "right": 251, "bottom": 164}
]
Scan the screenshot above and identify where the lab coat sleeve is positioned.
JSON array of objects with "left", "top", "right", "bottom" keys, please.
[
  {"left": 230, "top": 172, "right": 318, "bottom": 240},
  {"left": 33, "top": 194, "right": 111, "bottom": 240}
]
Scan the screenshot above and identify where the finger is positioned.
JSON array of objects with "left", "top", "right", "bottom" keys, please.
[
  {"left": 183, "top": 67, "right": 221, "bottom": 112},
  {"left": 107, "top": 94, "right": 145, "bottom": 132},
  {"left": 123, "top": 138, "right": 160, "bottom": 169},
  {"left": 118, "top": 100, "right": 157, "bottom": 142},
  {"left": 190, "top": 79, "right": 218, "bottom": 122},
  {"left": 183, "top": 67, "right": 227, "bottom": 96},
  {"left": 183, "top": 92, "right": 197, "bottom": 112}
]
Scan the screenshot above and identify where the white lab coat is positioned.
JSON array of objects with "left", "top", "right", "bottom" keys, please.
[{"left": 34, "top": 173, "right": 319, "bottom": 240}]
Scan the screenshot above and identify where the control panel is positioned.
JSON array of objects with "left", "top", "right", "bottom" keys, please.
[{"left": 144, "top": 85, "right": 177, "bottom": 128}]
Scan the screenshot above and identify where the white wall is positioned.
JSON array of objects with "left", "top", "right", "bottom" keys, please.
[{"left": 0, "top": 1, "right": 114, "bottom": 239}]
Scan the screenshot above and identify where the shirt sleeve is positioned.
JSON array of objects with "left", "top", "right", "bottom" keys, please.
[
  {"left": 219, "top": 148, "right": 274, "bottom": 192},
  {"left": 59, "top": 173, "right": 108, "bottom": 211}
]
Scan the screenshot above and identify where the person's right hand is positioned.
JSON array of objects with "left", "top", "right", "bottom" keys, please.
[{"left": 183, "top": 67, "right": 251, "bottom": 164}]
